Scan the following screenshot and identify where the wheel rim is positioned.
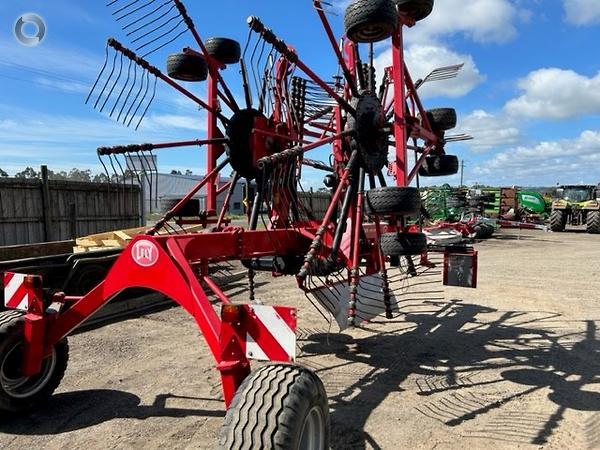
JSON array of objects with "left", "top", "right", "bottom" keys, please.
[
  {"left": 299, "top": 406, "right": 325, "bottom": 450},
  {"left": 0, "top": 342, "right": 56, "bottom": 399}
]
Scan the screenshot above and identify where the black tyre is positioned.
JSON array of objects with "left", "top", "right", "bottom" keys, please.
[
  {"left": 365, "top": 187, "right": 421, "bottom": 216},
  {"left": 395, "top": 0, "right": 434, "bottom": 21},
  {"left": 380, "top": 232, "right": 427, "bottom": 256},
  {"left": 0, "top": 311, "right": 68, "bottom": 415},
  {"left": 418, "top": 154, "right": 459, "bottom": 177},
  {"left": 474, "top": 223, "right": 494, "bottom": 239},
  {"left": 586, "top": 211, "right": 600, "bottom": 234},
  {"left": 204, "top": 37, "right": 241, "bottom": 65},
  {"left": 345, "top": 0, "right": 399, "bottom": 43},
  {"left": 167, "top": 53, "right": 208, "bottom": 82},
  {"left": 421, "top": 108, "right": 457, "bottom": 131},
  {"left": 550, "top": 210, "right": 566, "bottom": 232},
  {"left": 219, "top": 364, "right": 329, "bottom": 450}
]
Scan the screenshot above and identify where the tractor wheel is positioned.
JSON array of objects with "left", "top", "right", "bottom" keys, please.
[
  {"left": 395, "top": 0, "right": 435, "bottom": 22},
  {"left": 204, "top": 37, "right": 241, "bottom": 65},
  {"left": 167, "top": 53, "right": 208, "bottom": 82},
  {"left": 586, "top": 211, "right": 600, "bottom": 234},
  {"left": 365, "top": 187, "right": 421, "bottom": 216},
  {"left": 380, "top": 232, "right": 427, "bottom": 256},
  {"left": 550, "top": 210, "right": 567, "bottom": 232},
  {"left": 421, "top": 108, "right": 457, "bottom": 132},
  {"left": 344, "top": 0, "right": 399, "bottom": 44},
  {"left": 218, "top": 364, "right": 329, "bottom": 450},
  {"left": 0, "top": 311, "right": 69, "bottom": 415},
  {"left": 418, "top": 154, "right": 459, "bottom": 177}
]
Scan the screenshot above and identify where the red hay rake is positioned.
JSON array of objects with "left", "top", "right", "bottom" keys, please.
[{"left": 1, "top": 0, "right": 476, "bottom": 447}]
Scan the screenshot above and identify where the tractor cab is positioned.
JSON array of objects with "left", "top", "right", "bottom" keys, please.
[{"left": 551, "top": 184, "right": 600, "bottom": 233}]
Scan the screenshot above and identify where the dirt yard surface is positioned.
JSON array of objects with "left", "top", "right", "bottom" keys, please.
[{"left": 1, "top": 229, "right": 599, "bottom": 449}]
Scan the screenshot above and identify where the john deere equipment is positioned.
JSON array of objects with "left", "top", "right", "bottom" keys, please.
[{"left": 550, "top": 185, "right": 600, "bottom": 233}]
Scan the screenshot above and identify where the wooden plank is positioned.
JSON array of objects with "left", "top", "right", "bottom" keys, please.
[{"left": 0, "top": 240, "right": 75, "bottom": 262}]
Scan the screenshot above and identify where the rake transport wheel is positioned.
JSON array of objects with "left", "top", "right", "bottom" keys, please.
[
  {"left": 421, "top": 107, "right": 457, "bottom": 132},
  {"left": 365, "top": 187, "right": 421, "bottom": 215},
  {"left": 344, "top": 0, "right": 399, "bottom": 43},
  {"left": 395, "top": 0, "right": 435, "bottom": 21},
  {"left": 550, "top": 210, "right": 567, "bottom": 232},
  {"left": 586, "top": 211, "right": 600, "bottom": 234},
  {"left": 418, "top": 154, "right": 459, "bottom": 177},
  {"left": 380, "top": 232, "right": 427, "bottom": 256},
  {"left": 167, "top": 52, "right": 209, "bottom": 82},
  {"left": 219, "top": 364, "right": 329, "bottom": 450},
  {"left": 204, "top": 37, "right": 242, "bottom": 65},
  {"left": 0, "top": 311, "right": 69, "bottom": 415}
]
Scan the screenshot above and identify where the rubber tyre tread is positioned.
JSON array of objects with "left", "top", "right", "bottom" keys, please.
[
  {"left": 395, "top": 0, "right": 434, "bottom": 21},
  {"left": 366, "top": 187, "right": 421, "bottom": 216},
  {"left": 0, "top": 311, "right": 69, "bottom": 415},
  {"left": 586, "top": 210, "right": 600, "bottom": 234},
  {"left": 218, "top": 364, "right": 330, "bottom": 450},
  {"left": 418, "top": 154, "right": 459, "bottom": 177},
  {"left": 550, "top": 210, "right": 566, "bottom": 232},
  {"left": 344, "top": 0, "right": 399, "bottom": 43},
  {"left": 167, "top": 53, "right": 208, "bottom": 82},
  {"left": 422, "top": 108, "right": 457, "bottom": 131},
  {"left": 380, "top": 232, "right": 427, "bottom": 256},
  {"left": 205, "top": 37, "right": 241, "bottom": 65}
]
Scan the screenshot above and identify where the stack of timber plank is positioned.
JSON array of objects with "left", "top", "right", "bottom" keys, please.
[{"left": 73, "top": 225, "right": 205, "bottom": 253}]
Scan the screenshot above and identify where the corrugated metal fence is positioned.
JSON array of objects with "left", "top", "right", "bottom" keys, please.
[{"left": 0, "top": 173, "right": 142, "bottom": 246}]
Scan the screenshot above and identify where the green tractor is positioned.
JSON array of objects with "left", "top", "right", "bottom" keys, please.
[{"left": 550, "top": 185, "right": 600, "bottom": 233}]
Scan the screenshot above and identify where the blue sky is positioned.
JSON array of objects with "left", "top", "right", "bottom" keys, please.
[{"left": 1, "top": 0, "right": 599, "bottom": 187}]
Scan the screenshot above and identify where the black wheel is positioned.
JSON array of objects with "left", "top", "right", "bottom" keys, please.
[
  {"left": 421, "top": 108, "right": 457, "bottom": 131},
  {"left": 167, "top": 52, "right": 208, "bottom": 82},
  {"left": 64, "top": 263, "right": 108, "bottom": 296},
  {"left": 204, "top": 37, "right": 241, "bottom": 65},
  {"left": 418, "top": 154, "right": 459, "bottom": 177},
  {"left": 344, "top": 0, "right": 399, "bottom": 43},
  {"left": 365, "top": 187, "right": 421, "bottom": 216},
  {"left": 474, "top": 223, "right": 494, "bottom": 239},
  {"left": 219, "top": 364, "right": 329, "bottom": 450},
  {"left": 586, "top": 211, "right": 600, "bottom": 234},
  {"left": 550, "top": 210, "right": 567, "bottom": 232},
  {"left": 0, "top": 311, "right": 68, "bottom": 415},
  {"left": 380, "top": 232, "right": 427, "bottom": 256},
  {"left": 395, "top": 0, "right": 434, "bottom": 21},
  {"left": 226, "top": 108, "right": 265, "bottom": 180}
]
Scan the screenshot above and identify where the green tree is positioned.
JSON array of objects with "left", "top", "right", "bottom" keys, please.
[
  {"left": 14, "top": 167, "right": 38, "bottom": 179},
  {"left": 0, "top": 168, "right": 8, "bottom": 177}
]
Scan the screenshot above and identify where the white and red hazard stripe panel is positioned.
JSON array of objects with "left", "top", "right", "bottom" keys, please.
[
  {"left": 3, "top": 272, "right": 30, "bottom": 311},
  {"left": 244, "top": 305, "right": 296, "bottom": 362}
]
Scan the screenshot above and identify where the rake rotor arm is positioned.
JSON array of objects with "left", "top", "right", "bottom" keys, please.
[
  {"left": 256, "top": 130, "right": 354, "bottom": 170},
  {"left": 313, "top": 1, "right": 359, "bottom": 98},
  {"left": 107, "top": 38, "right": 229, "bottom": 125},
  {"left": 247, "top": 16, "right": 356, "bottom": 117},
  {"left": 97, "top": 138, "right": 229, "bottom": 156}
]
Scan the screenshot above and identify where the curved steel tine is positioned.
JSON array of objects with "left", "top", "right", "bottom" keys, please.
[
  {"left": 124, "top": 1, "right": 173, "bottom": 32},
  {"left": 86, "top": 43, "right": 110, "bottom": 105},
  {"left": 117, "top": 63, "right": 138, "bottom": 122},
  {"left": 123, "top": 64, "right": 147, "bottom": 125},
  {"left": 94, "top": 46, "right": 119, "bottom": 110},
  {"left": 141, "top": 25, "right": 187, "bottom": 58},
  {"left": 115, "top": 0, "right": 158, "bottom": 22},
  {"left": 135, "top": 75, "right": 158, "bottom": 130},
  {"left": 150, "top": 150, "right": 159, "bottom": 210},
  {"left": 100, "top": 52, "right": 124, "bottom": 113},
  {"left": 127, "top": 69, "right": 152, "bottom": 127},
  {"left": 110, "top": 59, "right": 133, "bottom": 118},
  {"left": 131, "top": 12, "right": 179, "bottom": 44},
  {"left": 98, "top": 153, "right": 113, "bottom": 217},
  {"left": 115, "top": 155, "right": 129, "bottom": 216},
  {"left": 108, "top": 154, "right": 123, "bottom": 216}
]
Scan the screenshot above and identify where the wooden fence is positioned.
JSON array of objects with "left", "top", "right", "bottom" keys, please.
[
  {"left": 0, "top": 168, "right": 142, "bottom": 247},
  {"left": 298, "top": 190, "right": 331, "bottom": 219}
]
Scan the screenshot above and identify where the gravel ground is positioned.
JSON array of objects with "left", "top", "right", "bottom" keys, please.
[{"left": 1, "top": 229, "right": 599, "bottom": 449}]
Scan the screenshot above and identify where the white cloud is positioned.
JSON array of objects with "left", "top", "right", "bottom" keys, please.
[
  {"left": 405, "top": 0, "right": 523, "bottom": 44},
  {"left": 457, "top": 110, "right": 521, "bottom": 152},
  {"left": 505, "top": 68, "right": 600, "bottom": 119},
  {"left": 374, "top": 44, "right": 484, "bottom": 98},
  {"left": 472, "top": 130, "right": 600, "bottom": 185},
  {"left": 564, "top": 0, "right": 600, "bottom": 25}
]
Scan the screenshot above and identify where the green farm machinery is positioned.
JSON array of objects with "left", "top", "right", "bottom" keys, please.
[{"left": 550, "top": 185, "right": 600, "bottom": 233}]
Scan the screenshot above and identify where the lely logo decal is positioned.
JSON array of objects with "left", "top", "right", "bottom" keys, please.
[{"left": 131, "top": 240, "right": 159, "bottom": 267}]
